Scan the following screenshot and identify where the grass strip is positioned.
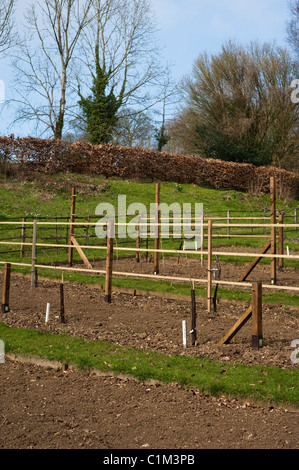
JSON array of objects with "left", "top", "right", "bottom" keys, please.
[{"left": 0, "top": 322, "right": 298, "bottom": 407}]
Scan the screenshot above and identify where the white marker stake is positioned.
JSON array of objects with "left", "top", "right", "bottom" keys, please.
[
  {"left": 287, "top": 246, "right": 290, "bottom": 256},
  {"left": 182, "top": 320, "right": 187, "bottom": 349},
  {"left": 45, "top": 303, "right": 50, "bottom": 325}
]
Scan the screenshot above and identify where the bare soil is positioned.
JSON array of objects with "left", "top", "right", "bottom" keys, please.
[
  {"left": 1, "top": 359, "right": 299, "bottom": 450},
  {"left": 0, "top": 256, "right": 299, "bottom": 449}
]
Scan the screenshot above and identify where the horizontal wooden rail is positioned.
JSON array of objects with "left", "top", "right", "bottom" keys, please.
[
  {"left": 1, "top": 221, "right": 299, "bottom": 228},
  {"left": 0, "top": 240, "right": 299, "bottom": 259},
  {"left": 1, "top": 260, "right": 299, "bottom": 292},
  {"left": 0, "top": 240, "right": 298, "bottom": 259}
]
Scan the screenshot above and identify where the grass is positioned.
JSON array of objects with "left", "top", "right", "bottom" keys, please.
[{"left": 1, "top": 322, "right": 298, "bottom": 407}]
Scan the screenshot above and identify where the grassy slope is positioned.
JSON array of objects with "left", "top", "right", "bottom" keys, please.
[{"left": 1, "top": 171, "right": 299, "bottom": 303}]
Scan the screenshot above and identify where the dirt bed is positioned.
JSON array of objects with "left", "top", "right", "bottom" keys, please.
[
  {"left": 1, "top": 269, "right": 299, "bottom": 369},
  {"left": 1, "top": 265, "right": 299, "bottom": 450},
  {"left": 0, "top": 359, "right": 299, "bottom": 449}
]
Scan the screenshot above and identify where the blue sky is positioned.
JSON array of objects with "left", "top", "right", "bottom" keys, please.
[
  {"left": 0, "top": 0, "right": 292, "bottom": 137},
  {"left": 151, "top": 0, "right": 290, "bottom": 80}
]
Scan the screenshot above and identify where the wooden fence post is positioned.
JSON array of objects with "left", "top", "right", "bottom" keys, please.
[
  {"left": 207, "top": 219, "right": 213, "bottom": 313},
  {"left": 252, "top": 281, "right": 263, "bottom": 350},
  {"left": 104, "top": 220, "right": 114, "bottom": 303},
  {"left": 278, "top": 212, "right": 284, "bottom": 272},
  {"left": 263, "top": 209, "right": 266, "bottom": 236},
  {"left": 227, "top": 210, "right": 230, "bottom": 239},
  {"left": 85, "top": 215, "right": 90, "bottom": 252},
  {"left": 31, "top": 219, "right": 37, "bottom": 288},
  {"left": 201, "top": 212, "right": 204, "bottom": 266},
  {"left": 153, "top": 183, "right": 160, "bottom": 275},
  {"left": 55, "top": 216, "right": 58, "bottom": 254},
  {"left": 68, "top": 187, "right": 76, "bottom": 266},
  {"left": 20, "top": 217, "right": 26, "bottom": 258},
  {"left": 270, "top": 177, "right": 276, "bottom": 285},
  {"left": 1, "top": 263, "right": 11, "bottom": 313}
]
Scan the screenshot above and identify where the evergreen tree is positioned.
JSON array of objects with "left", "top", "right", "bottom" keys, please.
[{"left": 78, "top": 45, "right": 121, "bottom": 144}]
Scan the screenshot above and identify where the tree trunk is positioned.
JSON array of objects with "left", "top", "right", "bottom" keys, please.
[{"left": 54, "top": 68, "right": 67, "bottom": 140}]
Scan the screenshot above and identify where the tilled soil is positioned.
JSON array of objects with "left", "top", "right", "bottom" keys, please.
[
  {"left": 0, "top": 359, "right": 299, "bottom": 450},
  {"left": 0, "top": 260, "right": 299, "bottom": 449},
  {"left": 1, "top": 267, "right": 299, "bottom": 369}
]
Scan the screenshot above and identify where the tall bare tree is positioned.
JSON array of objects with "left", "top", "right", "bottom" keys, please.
[
  {"left": 72, "top": 0, "right": 171, "bottom": 141},
  {"left": 0, "top": 0, "right": 15, "bottom": 54},
  {"left": 11, "top": 0, "right": 93, "bottom": 138}
]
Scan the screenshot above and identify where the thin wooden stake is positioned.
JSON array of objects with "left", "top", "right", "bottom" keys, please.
[
  {"left": 145, "top": 237, "right": 149, "bottom": 262},
  {"left": 270, "top": 177, "right": 276, "bottom": 285},
  {"left": 207, "top": 219, "right": 212, "bottom": 313},
  {"left": 200, "top": 212, "right": 204, "bottom": 266},
  {"left": 278, "top": 212, "right": 284, "bottom": 272},
  {"left": 60, "top": 280, "right": 65, "bottom": 324},
  {"left": 154, "top": 183, "right": 160, "bottom": 274},
  {"left": 218, "top": 305, "right": 252, "bottom": 346},
  {"left": 238, "top": 239, "right": 271, "bottom": 282},
  {"left": 104, "top": 220, "right": 114, "bottom": 303},
  {"left": 70, "top": 235, "right": 92, "bottom": 269},
  {"left": 252, "top": 281, "right": 263, "bottom": 350},
  {"left": 190, "top": 285, "right": 197, "bottom": 346},
  {"left": 1, "top": 263, "right": 11, "bottom": 313},
  {"left": 136, "top": 215, "right": 141, "bottom": 263},
  {"left": 85, "top": 215, "right": 90, "bottom": 252},
  {"left": 68, "top": 187, "right": 76, "bottom": 266},
  {"left": 31, "top": 219, "right": 37, "bottom": 288},
  {"left": 20, "top": 217, "right": 26, "bottom": 258}
]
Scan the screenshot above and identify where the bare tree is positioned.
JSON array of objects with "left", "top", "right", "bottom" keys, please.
[
  {"left": 0, "top": 0, "right": 15, "bottom": 54},
  {"left": 11, "top": 0, "right": 93, "bottom": 139},
  {"left": 287, "top": 0, "right": 299, "bottom": 62},
  {"left": 112, "top": 108, "right": 155, "bottom": 147},
  {"left": 72, "top": 0, "right": 171, "bottom": 137}
]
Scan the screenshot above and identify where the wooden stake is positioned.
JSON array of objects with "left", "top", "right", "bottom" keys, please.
[
  {"left": 218, "top": 305, "right": 252, "bottom": 346},
  {"left": 34, "top": 268, "right": 38, "bottom": 288},
  {"left": 60, "top": 280, "right": 65, "bottom": 324},
  {"left": 20, "top": 217, "right": 26, "bottom": 258},
  {"left": 104, "top": 220, "right": 114, "bottom": 303},
  {"left": 1, "top": 263, "right": 11, "bottom": 313},
  {"left": 85, "top": 215, "right": 90, "bottom": 252},
  {"left": 68, "top": 187, "right": 76, "bottom": 266},
  {"left": 252, "top": 281, "right": 263, "bottom": 349},
  {"left": 278, "top": 212, "right": 284, "bottom": 272},
  {"left": 270, "top": 177, "right": 276, "bottom": 285},
  {"left": 190, "top": 285, "right": 197, "bottom": 346},
  {"left": 154, "top": 183, "right": 160, "bottom": 274},
  {"left": 200, "top": 212, "right": 204, "bottom": 266},
  {"left": 70, "top": 235, "right": 92, "bottom": 269},
  {"left": 145, "top": 237, "right": 149, "bottom": 262},
  {"left": 136, "top": 215, "right": 141, "bottom": 263},
  {"left": 238, "top": 239, "right": 271, "bottom": 282},
  {"left": 31, "top": 219, "right": 37, "bottom": 288},
  {"left": 207, "top": 220, "right": 212, "bottom": 313}
]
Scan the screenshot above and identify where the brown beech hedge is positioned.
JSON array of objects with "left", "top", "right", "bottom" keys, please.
[{"left": 0, "top": 136, "right": 298, "bottom": 197}]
